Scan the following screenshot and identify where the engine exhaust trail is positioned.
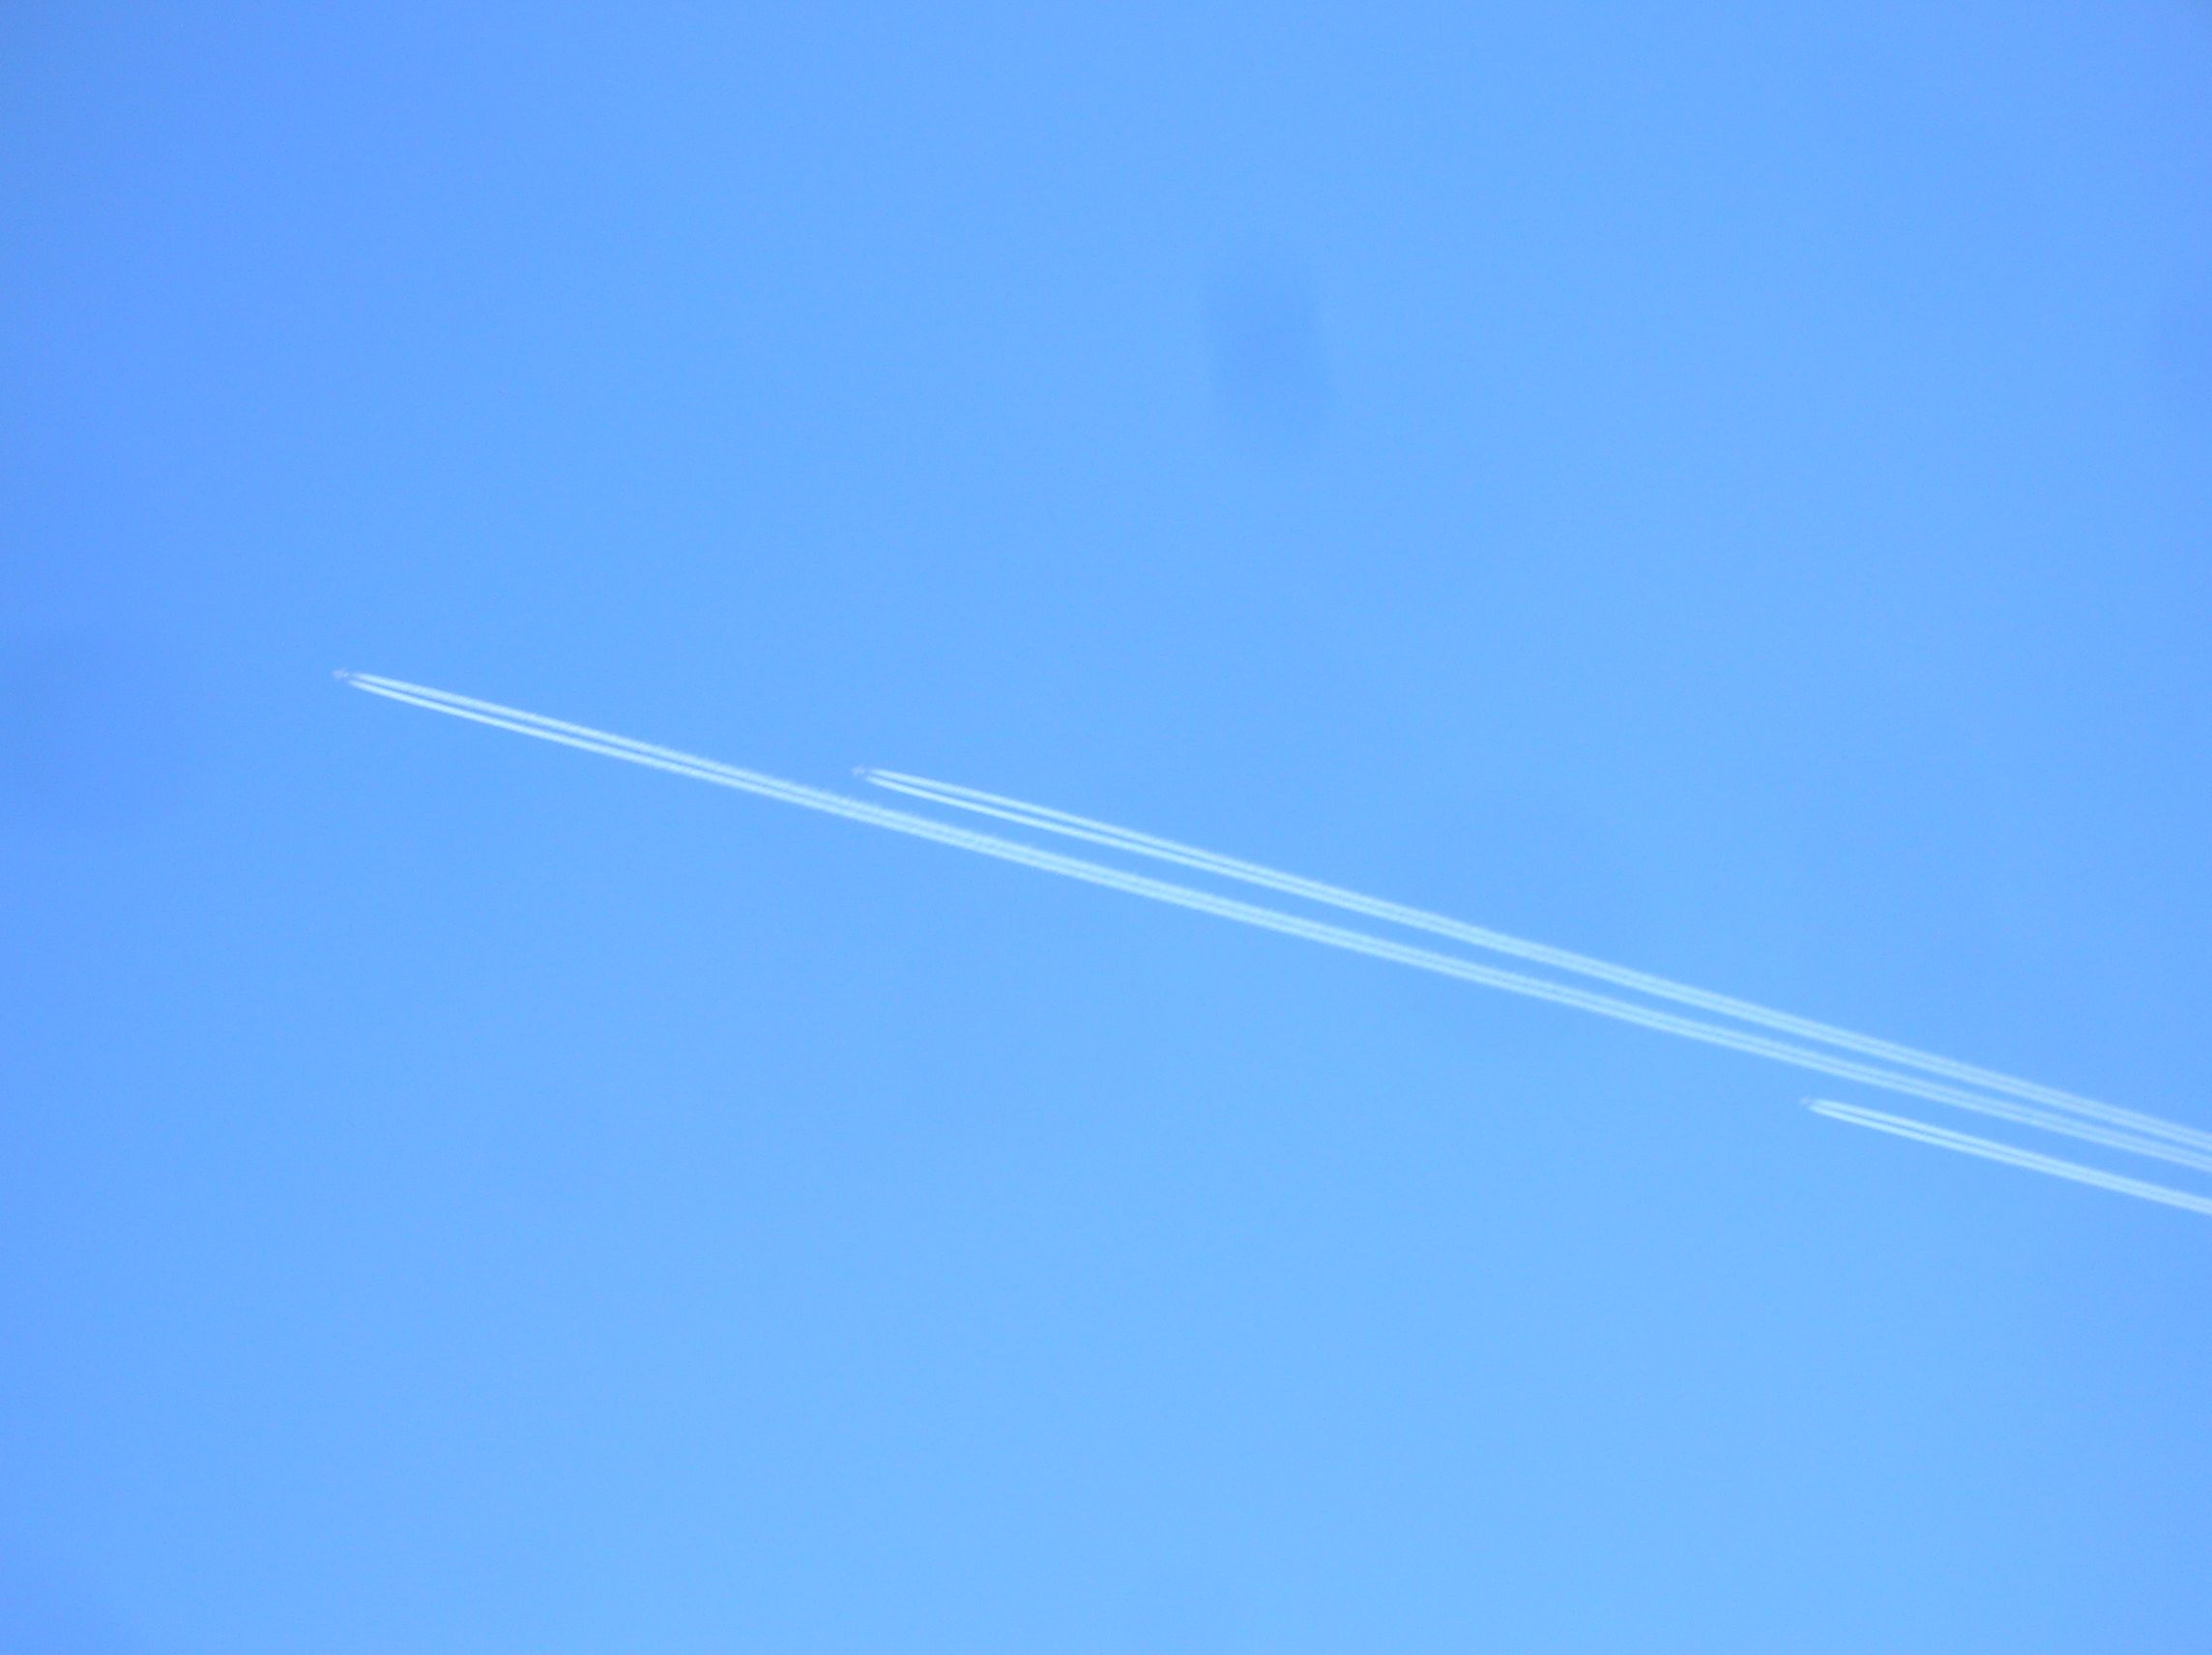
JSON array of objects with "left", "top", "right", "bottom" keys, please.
[
  {"left": 860, "top": 768, "right": 2212, "bottom": 1162},
  {"left": 339, "top": 674, "right": 2212, "bottom": 1178},
  {"left": 1809, "top": 1099, "right": 2212, "bottom": 1219}
]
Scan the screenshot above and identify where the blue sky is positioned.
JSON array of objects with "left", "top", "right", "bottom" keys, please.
[{"left": 5, "top": 3, "right": 2210, "bottom": 1649}]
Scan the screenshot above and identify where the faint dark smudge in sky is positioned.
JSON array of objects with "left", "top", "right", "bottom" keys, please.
[
  {"left": 1205, "top": 259, "right": 1333, "bottom": 461},
  {"left": 0, "top": 629, "right": 193, "bottom": 830}
]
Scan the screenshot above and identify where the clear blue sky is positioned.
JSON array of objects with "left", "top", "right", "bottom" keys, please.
[{"left": 5, "top": 4, "right": 2210, "bottom": 1649}]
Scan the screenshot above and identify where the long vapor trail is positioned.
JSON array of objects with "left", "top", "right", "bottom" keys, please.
[
  {"left": 861, "top": 768, "right": 2212, "bottom": 1163},
  {"left": 1810, "top": 1100, "right": 2212, "bottom": 1219},
  {"left": 340, "top": 675, "right": 2212, "bottom": 1177}
]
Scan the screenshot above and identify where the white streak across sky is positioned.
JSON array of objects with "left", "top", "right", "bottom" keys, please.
[
  {"left": 861, "top": 769, "right": 2212, "bottom": 1162},
  {"left": 1810, "top": 1100, "right": 2212, "bottom": 1218},
  {"left": 341, "top": 673, "right": 2211, "bottom": 1217}
]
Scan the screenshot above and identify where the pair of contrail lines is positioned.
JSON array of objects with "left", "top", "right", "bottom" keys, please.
[
  {"left": 1811, "top": 1101, "right": 2212, "bottom": 1219},
  {"left": 860, "top": 768, "right": 2212, "bottom": 1161},
  {"left": 340, "top": 673, "right": 2210, "bottom": 1219},
  {"left": 855, "top": 767, "right": 2212, "bottom": 1220}
]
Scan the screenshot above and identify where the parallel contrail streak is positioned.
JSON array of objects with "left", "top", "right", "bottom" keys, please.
[
  {"left": 861, "top": 769, "right": 2212, "bottom": 1161},
  {"left": 340, "top": 675, "right": 2212, "bottom": 1176},
  {"left": 1809, "top": 1099, "right": 2212, "bottom": 1218}
]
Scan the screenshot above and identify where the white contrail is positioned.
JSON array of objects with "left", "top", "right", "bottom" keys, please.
[
  {"left": 1809, "top": 1099, "right": 2212, "bottom": 1219},
  {"left": 861, "top": 768, "right": 2212, "bottom": 1162},
  {"left": 339, "top": 674, "right": 2212, "bottom": 1174}
]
